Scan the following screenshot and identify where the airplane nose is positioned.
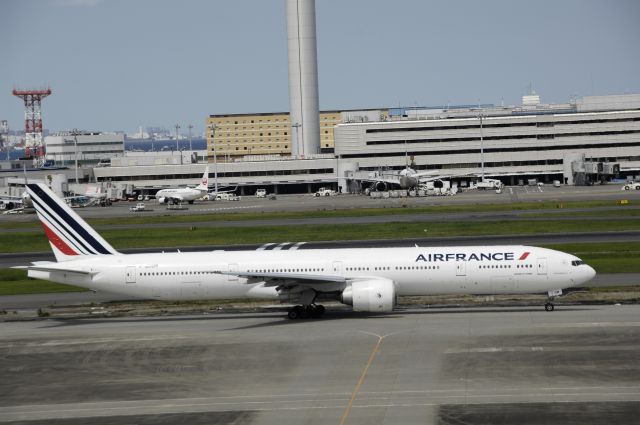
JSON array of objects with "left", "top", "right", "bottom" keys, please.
[{"left": 584, "top": 265, "right": 596, "bottom": 282}]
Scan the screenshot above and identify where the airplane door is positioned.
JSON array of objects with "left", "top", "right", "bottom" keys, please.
[
  {"left": 332, "top": 261, "right": 343, "bottom": 275},
  {"left": 537, "top": 257, "right": 548, "bottom": 275},
  {"left": 125, "top": 266, "right": 136, "bottom": 284},
  {"left": 456, "top": 261, "right": 466, "bottom": 276},
  {"left": 228, "top": 263, "right": 238, "bottom": 281}
]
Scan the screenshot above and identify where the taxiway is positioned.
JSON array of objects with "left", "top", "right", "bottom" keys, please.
[{"left": 1, "top": 305, "right": 639, "bottom": 424}]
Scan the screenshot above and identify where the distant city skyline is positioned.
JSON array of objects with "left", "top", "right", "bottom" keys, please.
[{"left": 2, "top": 0, "right": 639, "bottom": 134}]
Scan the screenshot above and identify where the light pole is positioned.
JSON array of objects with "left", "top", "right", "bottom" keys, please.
[
  {"left": 208, "top": 123, "right": 218, "bottom": 197},
  {"left": 291, "top": 122, "right": 302, "bottom": 158},
  {"left": 479, "top": 114, "right": 485, "bottom": 182},
  {"left": 188, "top": 124, "right": 193, "bottom": 151},
  {"left": 71, "top": 128, "right": 80, "bottom": 184},
  {"left": 175, "top": 124, "right": 180, "bottom": 150}
]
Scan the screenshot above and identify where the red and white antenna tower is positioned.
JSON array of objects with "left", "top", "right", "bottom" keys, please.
[{"left": 12, "top": 87, "right": 52, "bottom": 165}]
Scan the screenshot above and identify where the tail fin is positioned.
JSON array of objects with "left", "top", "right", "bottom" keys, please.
[
  {"left": 196, "top": 166, "right": 209, "bottom": 191},
  {"left": 26, "top": 183, "right": 119, "bottom": 262}
]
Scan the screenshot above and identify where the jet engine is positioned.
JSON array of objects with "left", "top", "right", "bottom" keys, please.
[
  {"left": 157, "top": 196, "right": 168, "bottom": 204},
  {"left": 341, "top": 279, "right": 396, "bottom": 312},
  {"left": 374, "top": 181, "right": 388, "bottom": 192}
]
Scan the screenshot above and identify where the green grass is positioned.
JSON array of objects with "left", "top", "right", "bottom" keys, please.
[
  {"left": 0, "top": 199, "right": 633, "bottom": 230},
  {"left": 539, "top": 242, "right": 640, "bottom": 274},
  {"left": 0, "top": 269, "right": 86, "bottom": 296},
  {"left": 2, "top": 218, "right": 640, "bottom": 253}
]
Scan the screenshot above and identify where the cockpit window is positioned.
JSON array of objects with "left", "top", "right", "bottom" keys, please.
[{"left": 571, "top": 260, "right": 585, "bottom": 266}]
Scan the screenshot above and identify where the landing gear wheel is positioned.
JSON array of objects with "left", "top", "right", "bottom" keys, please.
[
  {"left": 544, "top": 302, "right": 555, "bottom": 312},
  {"left": 309, "top": 304, "right": 325, "bottom": 318},
  {"left": 287, "top": 306, "right": 302, "bottom": 320}
]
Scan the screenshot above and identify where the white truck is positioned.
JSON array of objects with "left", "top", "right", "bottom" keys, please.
[
  {"left": 622, "top": 182, "right": 640, "bottom": 190},
  {"left": 472, "top": 179, "right": 504, "bottom": 190},
  {"left": 215, "top": 193, "right": 240, "bottom": 201},
  {"left": 255, "top": 189, "right": 267, "bottom": 198},
  {"left": 129, "top": 202, "right": 146, "bottom": 212},
  {"left": 314, "top": 187, "right": 337, "bottom": 197}
]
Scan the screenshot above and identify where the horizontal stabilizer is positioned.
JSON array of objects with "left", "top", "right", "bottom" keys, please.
[{"left": 12, "top": 265, "right": 97, "bottom": 275}]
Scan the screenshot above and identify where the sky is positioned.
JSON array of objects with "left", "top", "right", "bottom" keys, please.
[{"left": 2, "top": 0, "right": 639, "bottom": 135}]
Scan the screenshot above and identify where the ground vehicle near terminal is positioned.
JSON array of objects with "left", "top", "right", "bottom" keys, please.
[
  {"left": 129, "top": 202, "right": 146, "bottom": 212},
  {"left": 622, "top": 182, "right": 640, "bottom": 190},
  {"left": 473, "top": 178, "right": 504, "bottom": 190},
  {"left": 255, "top": 189, "right": 267, "bottom": 198},
  {"left": 214, "top": 193, "right": 240, "bottom": 201},
  {"left": 315, "top": 187, "right": 336, "bottom": 197},
  {"left": 17, "top": 184, "right": 596, "bottom": 319}
]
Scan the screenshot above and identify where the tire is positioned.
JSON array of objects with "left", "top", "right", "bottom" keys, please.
[
  {"left": 625, "top": 186, "right": 630, "bottom": 190},
  {"left": 315, "top": 193, "right": 320, "bottom": 197},
  {"left": 287, "top": 309, "right": 299, "bottom": 320},
  {"left": 311, "top": 305, "right": 325, "bottom": 318},
  {"left": 544, "top": 303, "right": 554, "bottom": 312},
  {"left": 325, "top": 192, "right": 330, "bottom": 196},
  {"left": 636, "top": 186, "right": 640, "bottom": 190}
]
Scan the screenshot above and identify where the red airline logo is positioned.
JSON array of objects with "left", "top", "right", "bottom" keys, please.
[{"left": 519, "top": 252, "right": 530, "bottom": 260}]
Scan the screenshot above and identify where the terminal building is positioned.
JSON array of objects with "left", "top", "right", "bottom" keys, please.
[
  {"left": 44, "top": 131, "right": 125, "bottom": 166},
  {"left": 3, "top": 93, "right": 639, "bottom": 196},
  {"left": 205, "top": 109, "right": 386, "bottom": 159},
  {"left": 336, "top": 94, "right": 640, "bottom": 186}
]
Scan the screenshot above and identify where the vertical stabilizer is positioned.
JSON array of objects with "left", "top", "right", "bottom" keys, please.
[
  {"left": 26, "top": 183, "right": 119, "bottom": 262},
  {"left": 196, "top": 166, "right": 209, "bottom": 191}
]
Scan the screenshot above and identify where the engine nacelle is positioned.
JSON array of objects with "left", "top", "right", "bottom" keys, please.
[
  {"left": 157, "top": 196, "right": 168, "bottom": 204},
  {"left": 341, "top": 279, "right": 396, "bottom": 313},
  {"left": 374, "top": 181, "right": 388, "bottom": 192}
]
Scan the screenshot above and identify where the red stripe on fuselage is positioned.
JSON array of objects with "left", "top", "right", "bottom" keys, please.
[
  {"left": 519, "top": 252, "right": 530, "bottom": 260},
  {"left": 41, "top": 222, "right": 78, "bottom": 256}
]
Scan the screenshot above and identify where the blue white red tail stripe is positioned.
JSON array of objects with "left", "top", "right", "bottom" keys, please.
[
  {"left": 29, "top": 194, "right": 97, "bottom": 255},
  {"left": 27, "top": 184, "right": 118, "bottom": 261}
]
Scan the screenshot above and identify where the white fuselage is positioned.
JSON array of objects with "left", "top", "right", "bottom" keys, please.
[
  {"left": 30, "top": 246, "right": 596, "bottom": 301},
  {"left": 155, "top": 187, "right": 205, "bottom": 202}
]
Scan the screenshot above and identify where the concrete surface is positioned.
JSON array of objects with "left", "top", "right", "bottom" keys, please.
[{"left": 1, "top": 305, "right": 639, "bottom": 424}]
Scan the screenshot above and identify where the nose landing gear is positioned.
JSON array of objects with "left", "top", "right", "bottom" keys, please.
[
  {"left": 287, "top": 304, "right": 326, "bottom": 320},
  {"left": 544, "top": 289, "right": 562, "bottom": 312}
]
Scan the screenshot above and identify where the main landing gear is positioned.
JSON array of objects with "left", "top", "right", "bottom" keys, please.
[
  {"left": 287, "top": 304, "right": 325, "bottom": 320},
  {"left": 544, "top": 302, "right": 555, "bottom": 312}
]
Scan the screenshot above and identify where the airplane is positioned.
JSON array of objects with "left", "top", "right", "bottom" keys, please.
[
  {"left": 0, "top": 192, "right": 32, "bottom": 213},
  {"left": 15, "top": 183, "right": 596, "bottom": 319},
  {"left": 155, "top": 166, "right": 209, "bottom": 204}
]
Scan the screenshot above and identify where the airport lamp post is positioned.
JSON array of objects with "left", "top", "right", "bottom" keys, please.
[
  {"left": 208, "top": 123, "right": 219, "bottom": 197},
  {"left": 72, "top": 128, "right": 79, "bottom": 184},
  {"left": 479, "top": 114, "right": 485, "bottom": 182},
  {"left": 188, "top": 124, "right": 193, "bottom": 151},
  {"left": 175, "top": 124, "right": 180, "bottom": 150}
]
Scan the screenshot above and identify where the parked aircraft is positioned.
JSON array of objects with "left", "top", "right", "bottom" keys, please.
[
  {"left": 16, "top": 183, "right": 596, "bottom": 319},
  {"left": 155, "top": 166, "right": 209, "bottom": 204}
]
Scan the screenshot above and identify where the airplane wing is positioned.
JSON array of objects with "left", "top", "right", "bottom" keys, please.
[{"left": 216, "top": 270, "right": 347, "bottom": 287}]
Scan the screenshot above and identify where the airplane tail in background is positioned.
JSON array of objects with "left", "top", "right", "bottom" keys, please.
[
  {"left": 196, "top": 166, "right": 210, "bottom": 191},
  {"left": 26, "top": 183, "right": 120, "bottom": 262}
]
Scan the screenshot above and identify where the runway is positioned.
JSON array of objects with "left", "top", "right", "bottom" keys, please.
[{"left": 1, "top": 306, "right": 639, "bottom": 424}]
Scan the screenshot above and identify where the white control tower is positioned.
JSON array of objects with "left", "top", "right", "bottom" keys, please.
[{"left": 286, "top": 0, "right": 320, "bottom": 158}]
